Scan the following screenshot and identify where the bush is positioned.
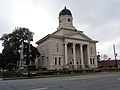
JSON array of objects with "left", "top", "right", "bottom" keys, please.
[
  {"left": 13, "top": 72, "right": 23, "bottom": 77},
  {"left": 38, "top": 67, "right": 47, "bottom": 71},
  {"left": 2, "top": 71, "right": 13, "bottom": 77},
  {"left": 6, "top": 63, "right": 16, "bottom": 71},
  {"left": 0, "top": 71, "right": 2, "bottom": 77},
  {"left": 27, "top": 65, "right": 37, "bottom": 71}
]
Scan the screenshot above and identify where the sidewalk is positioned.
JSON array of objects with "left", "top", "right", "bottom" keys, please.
[{"left": 0, "top": 78, "right": 14, "bottom": 80}]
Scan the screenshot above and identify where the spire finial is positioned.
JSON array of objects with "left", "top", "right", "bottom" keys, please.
[{"left": 64, "top": 6, "right": 66, "bottom": 9}]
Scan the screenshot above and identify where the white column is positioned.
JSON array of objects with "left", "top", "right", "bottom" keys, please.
[
  {"left": 80, "top": 44, "right": 84, "bottom": 68},
  {"left": 73, "top": 43, "right": 76, "bottom": 66},
  {"left": 87, "top": 45, "right": 90, "bottom": 66},
  {"left": 65, "top": 42, "right": 68, "bottom": 65}
]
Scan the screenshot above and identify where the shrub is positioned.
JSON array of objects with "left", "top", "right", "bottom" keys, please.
[
  {"left": 2, "top": 71, "right": 12, "bottom": 77},
  {"left": 13, "top": 72, "right": 23, "bottom": 77},
  {"left": 6, "top": 63, "right": 16, "bottom": 71},
  {"left": 27, "top": 65, "right": 37, "bottom": 71}
]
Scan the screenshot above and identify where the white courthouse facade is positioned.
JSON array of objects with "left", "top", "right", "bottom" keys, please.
[{"left": 36, "top": 7, "right": 98, "bottom": 70}]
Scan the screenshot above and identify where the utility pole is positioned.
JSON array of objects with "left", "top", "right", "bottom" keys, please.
[
  {"left": 113, "top": 44, "right": 116, "bottom": 60},
  {"left": 113, "top": 44, "right": 117, "bottom": 68}
]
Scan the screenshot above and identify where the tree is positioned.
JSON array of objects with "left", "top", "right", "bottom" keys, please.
[
  {"left": 23, "top": 42, "right": 40, "bottom": 65},
  {"left": 103, "top": 54, "right": 108, "bottom": 60},
  {"left": 97, "top": 55, "right": 100, "bottom": 61},
  {"left": 0, "top": 53, "right": 3, "bottom": 68},
  {"left": 0, "top": 27, "right": 33, "bottom": 48},
  {"left": 2, "top": 48, "right": 19, "bottom": 68},
  {"left": 97, "top": 55, "right": 101, "bottom": 68},
  {"left": 0, "top": 27, "right": 39, "bottom": 68}
]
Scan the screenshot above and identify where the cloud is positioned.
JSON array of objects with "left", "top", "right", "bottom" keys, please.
[
  {"left": 67, "top": 0, "right": 120, "bottom": 59},
  {"left": 0, "top": 0, "right": 13, "bottom": 34},
  {"left": 0, "top": 0, "right": 120, "bottom": 59}
]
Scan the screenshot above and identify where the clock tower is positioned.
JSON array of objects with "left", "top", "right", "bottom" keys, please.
[{"left": 58, "top": 6, "right": 75, "bottom": 30}]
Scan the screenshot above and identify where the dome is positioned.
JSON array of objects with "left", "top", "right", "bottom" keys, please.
[{"left": 59, "top": 6, "right": 72, "bottom": 17}]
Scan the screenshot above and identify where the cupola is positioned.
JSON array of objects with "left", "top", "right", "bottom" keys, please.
[{"left": 58, "top": 6, "right": 75, "bottom": 30}]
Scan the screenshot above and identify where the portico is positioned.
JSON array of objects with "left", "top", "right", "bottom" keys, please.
[{"left": 64, "top": 42, "right": 90, "bottom": 69}]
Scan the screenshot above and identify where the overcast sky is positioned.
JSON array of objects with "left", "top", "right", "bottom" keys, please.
[{"left": 0, "top": 0, "right": 120, "bottom": 59}]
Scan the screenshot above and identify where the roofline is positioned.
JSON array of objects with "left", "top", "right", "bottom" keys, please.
[
  {"left": 36, "top": 28, "right": 98, "bottom": 45},
  {"left": 52, "top": 27, "right": 76, "bottom": 35},
  {"left": 36, "top": 34, "right": 51, "bottom": 44},
  {"left": 36, "top": 34, "right": 64, "bottom": 45},
  {"left": 63, "top": 29, "right": 93, "bottom": 41},
  {"left": 90, "top": 40, "right": 98, "bottom": 43},
  {"left": 64, "top": 36, "right": 98, "bottom": 43}
]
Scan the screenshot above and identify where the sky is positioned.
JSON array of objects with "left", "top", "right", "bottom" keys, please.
[{"left": 0, "top": 0, "right": 120, "bottom": 60}]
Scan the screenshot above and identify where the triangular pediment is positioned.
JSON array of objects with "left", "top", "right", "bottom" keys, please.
[
  {"left": 52, "top": 28, "right": 75, "bottom": 36},
  {"left": 64, "top": 31, "right": 92, "bottom": 41}
]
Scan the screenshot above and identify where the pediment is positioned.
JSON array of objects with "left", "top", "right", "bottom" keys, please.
[
  {"left": 52, "top": 28, "right": 75, "bottom": 36},
  {"left": 64, "top": 32, "right": 92, "bottom": 41}
]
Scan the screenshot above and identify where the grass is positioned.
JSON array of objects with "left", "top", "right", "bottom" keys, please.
[{"left": 1, "top": 68, "right": 120, "bottom": 80}]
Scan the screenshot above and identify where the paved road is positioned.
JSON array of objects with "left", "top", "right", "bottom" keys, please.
[{"left": 0, "top": 72, "right": 120, "bottom": 90}]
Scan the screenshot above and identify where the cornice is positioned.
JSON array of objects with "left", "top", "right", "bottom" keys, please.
[
  {"left": 36, "top": 34, "right": 51, "bottom": 44},
  {"left": 52, "top": 27, "right": 76, "bottom": 35},
  {"left": 36, "top": 33, "right": 98, "bottom": 45},
  {"left": 63, "top": 36, "right": 98, "bottom": 43},
  {"left": 36, "top": 34, "right": 64, "bottom": 45}
]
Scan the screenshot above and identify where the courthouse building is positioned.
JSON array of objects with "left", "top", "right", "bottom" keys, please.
[{"left": 36, "top": 7, "right": 98, "bottom": 70}]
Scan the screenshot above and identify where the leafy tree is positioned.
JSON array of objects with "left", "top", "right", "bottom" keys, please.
[
  {"left": 0, "top": 53, "right": 3, "bottom": 68},
  {"left": 2, "top": 48, "right": 19, "bottom": 68},
  {"left": 97, "top": 55, "right": 100, "bottom": 61},
  {"left": 103, "top": 54, "right": 108, "bottom": 60},
  {"left": 97, "top": 55, "right": 101, "bottom": 68},
  {"left": 23, "top": 42, "right": 40, "bottom": 65},
  {"left": 0, "top": 27, "right": 33, "bottom": 48},
  {"left": 0, "top": 27, "right": 40, "bottom": 68}
]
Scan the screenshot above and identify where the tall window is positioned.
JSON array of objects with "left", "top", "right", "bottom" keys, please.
[
  {"left": 90, "top": 58, "right": 95, "bottom": 65},
  {"left": 90, "top": 58, "right": 92, "bottom": 65},
  {"left": 57, "top": 43, "right": 59, "bottom": 52},
  {"left": 55, "top": 57, "right": 57, "bottom": 65},
  {"left": 46, "top": 57, "right": 49, "bottom": 66},
  {"left": 80, "top": 59, "right": 81, "bottom": 64},
  {"left": 72, "top": 48, "right": 73, "bottom": 53},
  {"left": 90, "top": 46, "right": 93, "bottom": 54},
  {"left": 93, "top": 58, "right": 95, "bottom": 65},
  {"left": 58, "top": 57, "right": 61, "bottom": 65}
]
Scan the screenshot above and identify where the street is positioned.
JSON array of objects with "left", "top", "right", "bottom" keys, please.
[{"left": 0, "top": 72, "right": 120, "bottom": 90}]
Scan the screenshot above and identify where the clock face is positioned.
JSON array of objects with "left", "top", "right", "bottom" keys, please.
[{"left": 68, "top": 18, "right": 71, "bottom": 22}]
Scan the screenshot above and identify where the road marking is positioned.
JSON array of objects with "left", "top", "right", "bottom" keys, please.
[
  {"left": 31, "top": 87, "right": 48, "bottom": 90},
  {"left": 64, "top": 74, "right": 120, "bottom": 81}
]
